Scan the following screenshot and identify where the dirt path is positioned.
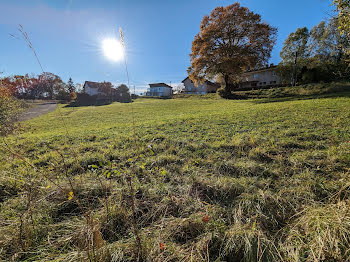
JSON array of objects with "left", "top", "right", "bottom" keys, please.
[{"left": 18, "top": 101, "right": 58, "bottom": 121}]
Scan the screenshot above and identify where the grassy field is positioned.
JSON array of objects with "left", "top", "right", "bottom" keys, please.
[{"left": 1, "top": 91, "right": 350, "bottom": 261}]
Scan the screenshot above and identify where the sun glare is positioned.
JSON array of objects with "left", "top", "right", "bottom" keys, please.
[{"left": 102, "top": 38, "right": 124, "bottom": 62}]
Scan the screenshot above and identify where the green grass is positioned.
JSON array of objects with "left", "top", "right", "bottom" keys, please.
[{"left": 1, "top": 91, "right": 350, "bottom": 261}]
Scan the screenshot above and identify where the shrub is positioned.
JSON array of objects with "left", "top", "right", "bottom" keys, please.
[
  {"left": 69, "top": 91, "right": 77, "bottom": 101},
  {"left": 57, "top": 91, "right": 77, "bottom": 102},
  {"left": 0, "top": 89, "right": 23, "bottom": 135},
  {"left": 73, "top": 93, "right": 98, "bottom": 106}
]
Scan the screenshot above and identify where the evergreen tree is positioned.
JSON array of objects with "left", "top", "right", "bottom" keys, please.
[{"left": 67, "top": 77, "right": 76, "bottom": 93}]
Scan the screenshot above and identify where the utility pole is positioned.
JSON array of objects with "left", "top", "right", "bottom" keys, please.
[{"left": 292, "top": 51, "right": 298, "bottom": 86}]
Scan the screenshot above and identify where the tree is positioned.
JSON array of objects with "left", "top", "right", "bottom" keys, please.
[
  {"left": 115, "top": 84, "right": 131, "bottom": 103},
  {"left": 0, "top": 76, "right": 18, "bottom": 97},
  {"left": 279, "top": 27, "right": 311, "bottom": 85},
  {"left": 309, "top": 18, "right": 349, "bottom": 62},
  {"left": 188, "top": 3, "right": 277, "bottom": 95},
  {"left": 173, "top": 84, "right": 185, "bottom": 94},
  {"left": 0, "top": 74, "right": 38, "bottom": 98},
  {"left": 333, "top": 0, "right": 350, "bottom": 60},
  {"left": 97, "top": 81, "right": 115, "bottom": 101},
  {"left": 75, "top": 83, "right": 83, "bottom": 93},
  {"left": 278, "top": 19, "right": 350, "bottom": 85},
  {"left": 280, "top": 27, "right": 310, "bottom": 64},
  {"left": 333, "top": 0, "right": 350, "bottom": 38},
  {"left": 13, "top": 74, "right": 39, "bottom": 98},
  {"left": 309, "top": 21, "right": 330, "bottom": 59},
  {"left": 32, "top": 72, "right": 66, "bottom": 99},
  {"left": 66, "top": 77, "right": 76, "bottom": 93}
]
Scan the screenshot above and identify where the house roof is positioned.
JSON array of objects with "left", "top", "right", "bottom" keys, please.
[
  {"left": 149, "top": 83, "right": 173, "bottom": 89},
  {"left": 245, "top": 65, "right": 278, "bottom": 74},
  {"left": 181, "top": 77, "right": 218, "bottom": 86},
  {"left": 83, "top": 81, "right": 105, "bottom": 89}
]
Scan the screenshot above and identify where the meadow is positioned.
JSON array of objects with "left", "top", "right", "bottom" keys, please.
[{"left": 1, "top": 91, "right": 350, "bottom": 261}]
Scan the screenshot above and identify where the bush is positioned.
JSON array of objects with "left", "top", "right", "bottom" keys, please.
[
  {"left": 73, "top": 93, "right": 98, "bottom": 106},
  {"left": 0, "top": 90, "right": 23, "bottom": 135},
  {"left": 117, "top": 92, "right": 132, "bottom": 103},
  {"left": 69, "top": 91, "right": 77, "bottom": 101},
  {"left": 56, "top": 91, "right": 77, "bottom": 102}
]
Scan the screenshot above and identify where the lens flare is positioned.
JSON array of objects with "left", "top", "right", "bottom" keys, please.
[{"left": 102, "top": 38, "right": 124, "bottom": 62}]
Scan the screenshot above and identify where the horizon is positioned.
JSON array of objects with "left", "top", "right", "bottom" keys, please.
[{"left": 1, "top": 0, "right": 333, "bottom": 93}]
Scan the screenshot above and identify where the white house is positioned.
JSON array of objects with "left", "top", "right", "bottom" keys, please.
[
  {"left": 182, "top": 77, "right": 219, "bottom": 95},
  {"left": 83, "top": 81, "right": 105, "bottom": 96},
  {"left": 146, "top": 83, "right": 173, "bottom": 97},
  {"left": 83, "top": 81, "right": 119, "bottom": 100}
]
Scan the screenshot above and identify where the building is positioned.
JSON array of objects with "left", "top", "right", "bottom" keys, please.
[
  {"left": 83, "top": 81, "right": 117, "bottom": 100},
  {"left": 182, "top": 77, "right": 219, "bottom": 94},
  {"left": 83, "top": 81, "right": 106, "bottom": 96},
  {"left": 146, "top": 83, "right": 173, "bottom": 97},
  {"left": 240, "top": 66, "right": 280, "bottom": 90}
]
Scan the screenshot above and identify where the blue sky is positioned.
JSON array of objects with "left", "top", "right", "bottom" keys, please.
[{"left": 0, "top": 0, "right": 333, "bottom": 93}]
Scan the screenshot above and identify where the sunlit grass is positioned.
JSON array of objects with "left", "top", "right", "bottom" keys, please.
[{"left": 1, "top": 92, "right": 350, "bottom": 261}]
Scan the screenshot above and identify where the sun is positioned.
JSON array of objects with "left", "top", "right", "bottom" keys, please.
[{"left": 102, "top": 38, "right": 124, "bottom": 62}]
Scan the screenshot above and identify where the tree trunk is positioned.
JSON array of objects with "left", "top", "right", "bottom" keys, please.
[{"left": 224, "top": 74, "right": 230, "bottom": 91}]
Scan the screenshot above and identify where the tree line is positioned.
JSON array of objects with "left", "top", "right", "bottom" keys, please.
[
  {"left": 279, "top": 17, "right": 350, "bottom": 85},
  {"left": 0, "top": 73, "right": 77, "bottom": 101},
  {"left": 0, "top": 73, "right": 131, "bottom": 103}
]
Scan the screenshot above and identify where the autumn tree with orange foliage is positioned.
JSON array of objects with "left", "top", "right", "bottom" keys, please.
[{"left": 188, "top": 3, "right": 277, "bottom": 97}]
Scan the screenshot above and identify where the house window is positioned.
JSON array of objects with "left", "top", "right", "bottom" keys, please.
[
  {"left": 272, "top": 71, "right": 276, "bottom": 76},
  {"left": 188, "top": 87, "right": 192, "bottom": 92},
  {"left": 254, "top": 74, "right": 259, "bottom": 79}
]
